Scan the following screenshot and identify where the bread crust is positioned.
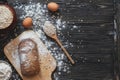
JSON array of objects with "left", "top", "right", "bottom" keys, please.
[{"left": 18, "top": 39, "right": 40, "bottom": 77}]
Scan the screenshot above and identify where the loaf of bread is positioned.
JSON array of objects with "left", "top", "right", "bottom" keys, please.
[{"left": 18, "top": 39, "right": 40, "bottom": 77}]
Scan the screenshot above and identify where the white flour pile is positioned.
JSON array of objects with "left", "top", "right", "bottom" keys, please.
[
  {"left": 14, "top": 2, "right": 74, "bottom": 80},
  {"left": 0, "top": 6, "right": 13, "bottom": 29},
  {"left": 0, "top": 61, "right": 12, "bottom": 80}
]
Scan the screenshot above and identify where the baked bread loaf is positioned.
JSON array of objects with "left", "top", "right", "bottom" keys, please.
[{"left": 18, "top": 39, "right": 40, "bottom": 77}]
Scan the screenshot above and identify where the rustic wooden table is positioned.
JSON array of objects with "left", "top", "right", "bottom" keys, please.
[{"left": 0, "top": 0, "right": 118, "bottom": 80}]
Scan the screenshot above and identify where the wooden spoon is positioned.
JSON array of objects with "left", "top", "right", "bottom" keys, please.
[{"left": 43, "top": 21, "right": 75, "bottom": 64}]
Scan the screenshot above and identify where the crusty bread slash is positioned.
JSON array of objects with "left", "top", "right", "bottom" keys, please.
[{"left": 18, "top": 39, "right": 40, "bottom": 77}]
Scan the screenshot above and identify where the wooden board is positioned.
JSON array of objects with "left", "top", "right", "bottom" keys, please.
[{"left": 4, "top": 30, "right": 56, "bottom": 80}]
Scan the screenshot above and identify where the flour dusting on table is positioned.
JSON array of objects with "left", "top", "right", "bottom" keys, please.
[{"left": 14, "top": 2, "right": 73, "bottom": 80}]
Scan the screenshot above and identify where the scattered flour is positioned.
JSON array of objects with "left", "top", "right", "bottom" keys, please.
[{"left": 14, "top": 2, "right": 75, "bottom": 80}]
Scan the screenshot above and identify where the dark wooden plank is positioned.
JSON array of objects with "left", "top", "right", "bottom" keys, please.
[{"left": 0, "top": 0, "right": 116, "bottom": 80}]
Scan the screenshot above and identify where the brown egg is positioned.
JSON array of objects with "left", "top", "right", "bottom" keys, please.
[
  {"left": 47, "top": 2, "right": 59, "bottom": 12},
  {"left": 22, "top": 17, "right": 33, "bottom": 28}
]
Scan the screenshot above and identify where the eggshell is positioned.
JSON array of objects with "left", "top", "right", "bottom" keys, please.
[
  {"left": 47, "top": 2, "right": 59, "bottom": 12},
  {"left": 22, "top": 17, "right": 33, "bottom": 28}
]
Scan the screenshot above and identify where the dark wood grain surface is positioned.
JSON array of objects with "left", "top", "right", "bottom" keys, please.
[
  {"left": 0, "top": 0, "right": 118, "bottom": 80},
  {"left": 115, "top": 0, "right": 120, "bottom": 79}
]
